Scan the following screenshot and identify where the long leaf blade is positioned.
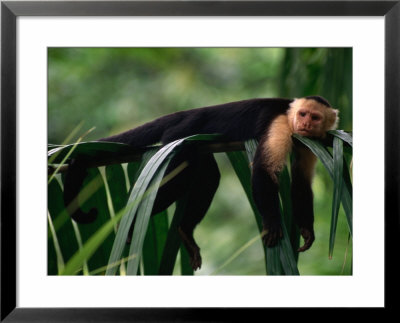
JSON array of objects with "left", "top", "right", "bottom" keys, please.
[
  {"left": 329, "top": 130, "right": 353, "bottom": 147},
  {"left": 226, "top": 150, "right": 268, "bottom": 273},
  {"left": 107, "top": 134, "right": 222, "bottom": 275},
  {"left": 61, "top": 210, "right": 123, "bottom": 275},
  {"left": 76, "top": 168, "right": 114, "bottom": 272},
  {"left": 278, "top": 165, "right": 300, "bottom": 266},
  {"left": 48, "top": 179, "right": 79, "bottom": 274},
  {"left": 242, "top": 140, "right": 299, "bottom": 275},
  {"left": 158, "top": 198, "right": 189, "bottom": 275},
  {"left": 48, "top": 141, "right": 137, "bottom": 162},
  {"left": 226, "top": 151, "right": 261, "bottom": 229},
  {"left": 142, "top": 211, "right": 169, "bottom": 275},
  {"left": 106, "top": 140, "right": 184, "bottom": 275},
  {"left": 126, "top": 160, "right": 171, "bottom": 275},
  {"left": 292, "top": 134, "right": 352, "bottom": 235},
  {"left": 330, "top": 137, "right": 344, "bottom": 258}
]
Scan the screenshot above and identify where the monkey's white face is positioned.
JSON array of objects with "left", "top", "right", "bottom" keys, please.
[
  {"left": 294, "top": 108, "right": 324, "bottom": 137},
  {"left": 289, "top": 98, "right": 339, "bottom": 138}
]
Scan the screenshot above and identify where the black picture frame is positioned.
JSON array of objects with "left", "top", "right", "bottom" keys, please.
[{"left": 1, "top": 1, "right": 398, "bottom": 320}]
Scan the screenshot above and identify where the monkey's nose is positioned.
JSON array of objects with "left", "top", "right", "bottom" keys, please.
[{"left": 302, "top": 124, "right": 309, "bottom": 130}]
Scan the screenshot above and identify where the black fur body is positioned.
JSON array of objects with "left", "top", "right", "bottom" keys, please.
[{"left": 97, "top": 98, "right": 292, "bottom": 147}]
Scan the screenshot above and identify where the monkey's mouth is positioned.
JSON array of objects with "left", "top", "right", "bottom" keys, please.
[{"left": 297, "top": 129, "right": 312, "bottom": 136}]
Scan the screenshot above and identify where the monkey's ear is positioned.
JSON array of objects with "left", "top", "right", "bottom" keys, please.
[{"left": 327, "top": 108, "right": 340, "bottom": 130}]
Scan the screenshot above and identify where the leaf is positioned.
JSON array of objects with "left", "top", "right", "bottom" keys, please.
[
  {"left": 226, "top": 150, "right": 267, "bottom": 271},
  {"left": 48, "top": 144, "right": 64, "bottom": 150},
  {"left": 180, "top": 246, "right": 194, "bottom": 275},
  {"left": 48, "top": 141, "right": 138, "bottom": 163},
  {"left": 127, "top": 161, "right": 142, "bottom": 188},
  {"left": 240, "top": 140, "right": 299, "bottom": 275},
  {"left": 158, "top": 197, "right": 189, "bottom": 275},
  {"left": 226, "top": 151, "right": 262, "bottom": 229},
  {"left": 293, "top": 135, "right": 334, "bottom": 175},
  {"left": 48, "top": 179, "right": 79, "bottom": 274},
  {"left": 279, "top": 165, "right": 300, "bottom": 263},
  {"left": 329, "top": 137, "right": 344, "bottom": 258},
  {"left": 105, "top": 164, "right": 129, "bottom": 214},
  {"left": 244, "top": 139, "right": 258, "bottom": 162},
  {"left": 47, "top": 212, "right": 65, "bottom": 274},
  {"left": 277, "top": 213, "right": 299, "bottom": 275},
  {"left": 126, "top": 161, "right": 172, "bottom": 275},
  {"left": 106, "top": 141, "right": 181, "bottom": 275},
  {"left": 127, "top": 149, "right": 159, "bottom": 189},
  {"left": 266, "top": 190, "right": 300, "bottom": 276},
  {"left": 142, "top": 211, "right": 169, "bottom": 275},
  {"left": 292, "top": 134, "right": 352, "bottom": 235},
  {"left": 48, "top": 127, "right": 96, "bottom": 182},
  {"left": 107, "top": 134, "right": 221, "bottom": 276},
  {"left": 329, "top": 130, "right": 353, "bottom": 147},
  {"left": 76, "top": 168, "right": 115, "bottom": 273},
  {"left": 61, "top": 210, "right": 123, "bottom": 275},
  {"left": 278, "top": 165, "right": 292, "bottom": 229},
  {"left": 266, "top": 246, "right": 283, "bottom": 275}
]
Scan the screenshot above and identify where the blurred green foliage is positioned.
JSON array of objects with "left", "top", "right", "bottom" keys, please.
[{"left": 48, "top": 48, "right": 352, "bottom": 275}]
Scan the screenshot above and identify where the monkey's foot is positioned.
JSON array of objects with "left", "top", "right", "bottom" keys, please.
[
  {"left": 178, "top": 227, "right": 202, "bottom": 271},
  {"left": 298, "top": 228, "right": 315, "bottom": 252},
  {"left": 262, "top": 226, "right": 283, "bottom": 248},
  {"left": 189, "top": 250, "right": 202, "bottom": 271}
]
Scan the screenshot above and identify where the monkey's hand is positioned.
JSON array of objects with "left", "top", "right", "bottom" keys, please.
[
  {"left": 298, "top": 228, "right": 315, "bottom": 252},
  {"left": 262, "top": 225, "right": 283, "bottom": 248}
]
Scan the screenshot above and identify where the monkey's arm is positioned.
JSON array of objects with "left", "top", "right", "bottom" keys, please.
[
  {"left": 251, "top": 114, "right": 293, "bottom": 246},
  {"left": 291, "top": 145, "right": 317, "bottom": 252},
  {"left": 251, "top": 143, "right": 317, "bottom": 250},
  {"left": 251, "top": 150, "right": 282, "bottom": 246}
]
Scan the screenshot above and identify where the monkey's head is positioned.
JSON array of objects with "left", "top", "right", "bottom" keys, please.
[{"left": 288, "top": 96, "right": 339, "bottom": 138}]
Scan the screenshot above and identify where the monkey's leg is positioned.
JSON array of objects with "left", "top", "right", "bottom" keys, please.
[
  {"left": 291, "top": 146, "right": 317, "bottom": 252},
  {"left": 151, "top": 152, "right": 195, "bottom": 215},
  {"left": 127, "top": 148, "right": 219, "bottom": 270},
  {"left": 126, "top": 151, "right": 195, "bottom": 243},
  {"left": 177, "top": 153, "right": 220, "bottom": 271},
  {"left": 146, "top": 151, "right": 220, "bottom": 271}
]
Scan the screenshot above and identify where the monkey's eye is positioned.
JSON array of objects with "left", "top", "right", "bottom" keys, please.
[
  {"left": 299, "top": 111, "right": 307, "bottom": 117},
  {"left": 311, "top": 115, "right": 321, "bottom": 121}
]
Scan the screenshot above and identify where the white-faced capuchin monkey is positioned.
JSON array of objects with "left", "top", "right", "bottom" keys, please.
[{"left": 63, "top": 96, "right": 339, "bottom": 270}]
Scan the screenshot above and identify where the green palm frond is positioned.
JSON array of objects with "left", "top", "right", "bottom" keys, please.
[{"left": 48, "top": 131, "right": 352, "bottom": 276}]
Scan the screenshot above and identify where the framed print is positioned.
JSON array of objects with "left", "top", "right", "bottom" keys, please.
[{"left": 1, "top": 0, "right": 399, "bottom": 320}]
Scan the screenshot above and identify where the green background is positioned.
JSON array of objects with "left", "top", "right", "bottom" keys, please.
[{"left": 48, "top": 48, "right": 352, "bottom": 275}]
